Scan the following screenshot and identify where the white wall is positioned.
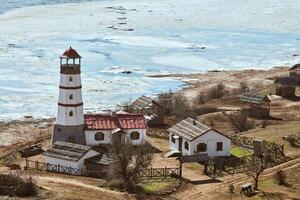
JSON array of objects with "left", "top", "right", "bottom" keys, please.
[
  {"left": 85, "top": 130, "right": 112, "bottom": 145},
  {"left": 58, "top": 88, "right": 83, "bottom": 104},
  {"left": 60, "top": 74, "right": 82, "bottom": 88},
  {"left": 57, "top": 105, "right": 84, "bottom": 126},
  {"left": 125, "top": 128, "right": 146, "bottom": 145},
  {"left": 168, "top": 130, "right": 231, "bottom": 157},
  {"left": 190, "top": 130, "right": 231, "bottom": 157},
  {"left": 85, "top": 128, "right": 146, "bottom": 146},
  {"left": 181, "top": 138, "right": 192, "bottom": 156},
  {"left": 169, "top": 132, "right": 178, "bottom": 151}
]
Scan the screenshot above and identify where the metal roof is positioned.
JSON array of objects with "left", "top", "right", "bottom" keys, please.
[
  {"left": 131, "top": 95, "right": 155, "bottom": 110},
  {"left": 290, "top": 64, "right": 300, "bottom": 71},
  {"left": 59, "top": 47, "right": 81, "bottom": 59},
  {"left": 43, "top": 141, "right": 91, "bottom": 162},
  {"left": 240, "top": 92, "right": 271, "bottom": 104},
  {"left": 168, "top": 118, "right": 212, "bottom": 141},
  {"left": 86, "top": 153, "right": 116, "bottom": 165},
  {"left": 84, "top": 113, "right": 147, "bottom": 130}
]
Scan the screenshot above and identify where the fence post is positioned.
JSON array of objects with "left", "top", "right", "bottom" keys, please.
[
  {"left": 150, "top": 167, "right": 152, "bottom": 178},
  {"left": 58, "top": 164, "right": 60, "bottom": 173},
  {"left": 165, "top": 167, "right": 167, "bottom": 179},
  {"left": 25, "top": 158, "right": 28, "bottom": 170},
  {"left": 35, "top": 160, "right": 39, "bottom": 171}
]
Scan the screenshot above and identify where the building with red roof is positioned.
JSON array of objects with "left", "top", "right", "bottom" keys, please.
[{"left": 84, "top": 112, "right": 147, "bottom": 146}]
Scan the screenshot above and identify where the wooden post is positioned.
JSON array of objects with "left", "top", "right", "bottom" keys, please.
[
  {"left": 165, "top": 167, "right": 167, "bottom": 179},
  {"left": 25, "top": 158, "right": 28, "bottom": 170},
  {"left": 179, "top": 161, "right": 183, "bottom": 178},
  {"left": 35, "top": 160, "right": 38, "bottom": 171}
]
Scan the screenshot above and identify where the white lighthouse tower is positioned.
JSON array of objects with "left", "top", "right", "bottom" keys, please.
[{"left": 52, "top": 47, "right": 86, "bottom": 145}]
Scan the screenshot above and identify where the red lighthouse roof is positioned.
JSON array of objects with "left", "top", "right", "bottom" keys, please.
[{"left": 60, "top": 47, "right": 81, "bottom": 59}]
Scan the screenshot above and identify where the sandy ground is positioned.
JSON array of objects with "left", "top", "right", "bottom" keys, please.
[{"left": 151, "top": 66, "right": 290, "bottom": 99}]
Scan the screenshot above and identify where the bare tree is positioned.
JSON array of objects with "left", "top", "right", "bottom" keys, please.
[
  {"left": 245, "top": 156, "right": 268, "bottom": 190},
  {"left": 172, "top": 92, "right": 188, "bottom": 116},
  {"left": 110, "top": 142, "right": 153, "bottom": 193},
  {"left": 228, "top": 111, "right": 254, "bottom": 132},
  {"left": 157, "top": 90, "right": 174, "bottom": 116}
]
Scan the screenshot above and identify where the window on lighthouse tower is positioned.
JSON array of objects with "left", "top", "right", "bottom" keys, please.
[
  {"left": 69, "top": 76, "right": 73, "bottom": 82},
  {"left": 69, "top": 94, "right": 73, "bottom": 100},
  {"left": 69, "top": 111, "right": 73, "bottom": 117}
]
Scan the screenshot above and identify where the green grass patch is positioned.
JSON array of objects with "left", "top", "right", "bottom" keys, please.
[
  {"left": 231, "top": 146, "right": 253, "bottom": 158},
  {"left": 140, "top": 178, "right": 178, "bottom": 195}
]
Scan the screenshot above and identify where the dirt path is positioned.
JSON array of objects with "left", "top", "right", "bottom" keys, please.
[{"left": 169, "top": 157, "right": 300, "bottom": 200}]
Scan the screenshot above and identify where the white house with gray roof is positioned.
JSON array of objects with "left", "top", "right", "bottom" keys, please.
[
  {"left": 168, "top": 118, "right": 231, "bottom": 157},
  {"left": 43, "top": 141, "right": 99, "bottom": 171}
]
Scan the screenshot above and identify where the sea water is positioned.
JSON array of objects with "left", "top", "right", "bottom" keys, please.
[{"left": 0, "top": 0, "right": 300, "bottom": 120}]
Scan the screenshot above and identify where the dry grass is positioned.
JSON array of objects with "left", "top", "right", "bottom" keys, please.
[{"left": 240, "top": 121, "right": 300, "bottom": 156}]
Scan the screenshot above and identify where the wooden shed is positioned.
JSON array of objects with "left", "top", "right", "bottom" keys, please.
[
  {"left": 240, "top": 92, "right": 271, "bottom": 118},
  {"left": 130, "top": 95, "right": 165, "bottom": 126},
  {"left": 275, "top": 64, "right": 300, "bottom": 98}
]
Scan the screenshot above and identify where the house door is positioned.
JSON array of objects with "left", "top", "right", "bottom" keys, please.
[
  {"left": 178, "top": 137, "right": 182, "bottom": 152},
  {"left": 112, "top": 133, "right": 122, "bottom": 145}
]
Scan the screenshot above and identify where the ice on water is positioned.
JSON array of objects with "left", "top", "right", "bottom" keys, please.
[{"left": 0, "top": 0, "right": 300, "bottom": 120}]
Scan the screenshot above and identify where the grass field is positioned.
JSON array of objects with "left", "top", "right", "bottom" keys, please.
[
  {"left": 231, "top": 146, "right": 253, "bottom": 158},
  {"left": 140, "top": 178, "right": 178, "bottom": 195},
  {"left": 240, "top": 121, "right": 300, "bottom": 156}
]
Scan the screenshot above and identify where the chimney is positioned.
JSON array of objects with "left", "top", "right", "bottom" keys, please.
[
  {"left": 111, "top": 111, "right": 116, "bottom": 118},
  {"left": 193, "top": 119, "right": 197, "bottom": 126}
]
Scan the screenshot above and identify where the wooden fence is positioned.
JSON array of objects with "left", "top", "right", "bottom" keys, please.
[
  {"left": 230, "top": 135, "right": 285, "bottom": 160},
  {"left": 138, "top": 167, "right": 181, "bottom": 179},
  {"left": 25, "top": 159, "right": 181, "bottom": 180},
  {"left": 25, "top": 159, "right": 102, "bottom": 177}
]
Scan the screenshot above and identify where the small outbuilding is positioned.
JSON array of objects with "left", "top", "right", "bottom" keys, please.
[
  {"left": 168, "top": 118, "right": 231, "bottom": 157},
  {"left": 130, "top": 95, "right": 165, "bottom": 126},
  {"left": 275, "top": 64, "right": 300, "bottom": 98},
  {"left": 85, "top": 153, "right": 116, "bottom": 176},
  {"left": 240, "top": 92, "right": 271, "bottom": 118},
  {"left": 43, "top": 141, "right": 99, "bottom": 171}
]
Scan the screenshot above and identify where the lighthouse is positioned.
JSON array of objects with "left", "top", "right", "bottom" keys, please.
[{"left": 52, "top": 47, "right": 86, "bottom": 145}]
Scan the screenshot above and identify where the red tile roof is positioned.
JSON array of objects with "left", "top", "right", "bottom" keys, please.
[
  {"left": 84, "top": 113, "right": 147, "bottom": 130},
  {"left": 60, "top": 47, "right": 82, "bottom": 59}
]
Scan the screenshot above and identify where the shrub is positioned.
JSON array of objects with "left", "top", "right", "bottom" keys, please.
[
  {"left": 194, "top": 105, "right": 218, "bottom": 116},
  {"left": 0, "top": 174, "right": 37, "bottom": 197},
  {"left": 275, "top": 170, "right": 289, "bottom": 186},
  {"left": 228, "top": 111, "right": 255, "bottom": 132}
]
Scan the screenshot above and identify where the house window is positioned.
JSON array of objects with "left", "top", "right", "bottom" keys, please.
[
  {"left": 69, "top": 94, "right": 73, "bottom": 100},
  {"left": 68, "top": 135, "right": 75, "bottom": 143},
  {"left": 131, "top": 131, "right": 140, "bottom": 140},
  {"left": 171, "top": 134, "right": 176, "bottom": 143},
  {"left": 69, "top": 76, "right": 73, "bottom": 82},
  {"left": 69, "top": 111, "right": 73, "bottom": 117},
  {"left": 57, "top": 128, "right": 62, "bottom": 132},
  {"left": 217, "top": 142, "right": 223, "bottom": 151},
  {"left": 197, "top": 143, "right": 207, "bottom": 152},
  {"left": 184, "top": 141, "right": 189, "bottom": 150},
  {"left": 95, "top": 132, "right": 104, "bottom": 141}
]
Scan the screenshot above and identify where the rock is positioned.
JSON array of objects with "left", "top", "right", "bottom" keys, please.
[{"left": 121, "top": 70, "right": 132, "bottom": 74}]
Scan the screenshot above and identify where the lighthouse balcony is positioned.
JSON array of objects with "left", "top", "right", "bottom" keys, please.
[{"left": 61, "top": 64, "right": 81, "bottom": 74}]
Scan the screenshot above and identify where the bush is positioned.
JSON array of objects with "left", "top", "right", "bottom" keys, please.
[
  {"left": 194, "top": 105, "right": 218, "bottom": 116},
  {"left": 275, "top": 170, "right": 289, "bottom": 186},
  {"left": 228, "top": 111, "right": 255, "bottom": 132},
  {"left": 0, "top": 174, "right": 37, "bottom": 197}
]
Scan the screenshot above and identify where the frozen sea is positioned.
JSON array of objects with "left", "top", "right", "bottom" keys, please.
[{"left": 0, "top": 0, "right": 300, "bottom": 120}]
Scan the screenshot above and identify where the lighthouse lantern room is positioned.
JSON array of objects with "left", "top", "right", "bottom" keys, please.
[{"left": 52, "top": 47, "right": 86, "bottom": 145}]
